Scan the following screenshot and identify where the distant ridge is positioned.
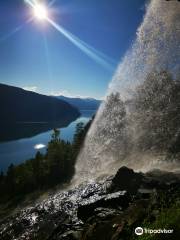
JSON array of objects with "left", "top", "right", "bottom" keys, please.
[
  {"left": 0, "top": 84, "right": 80, "bottom": 123},
  {"left": 57, "top": 95, "right": 101, "bottom": 111}
]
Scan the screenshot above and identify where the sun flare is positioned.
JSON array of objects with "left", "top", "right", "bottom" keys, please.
[{"left": 34, "top": 3, "right": 48, "bottom": 20}]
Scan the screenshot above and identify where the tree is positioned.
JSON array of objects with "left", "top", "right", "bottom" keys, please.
[
  {"left": 0, "top": 171, "right": 4, "bottom": 183},
  {"left": 51, "top": 128, "right": 60, "bottom": 143},
  {"left": 73, "top": 122, "right": 85, "bottom": 157},
  {"left": 32, "top": 152, "right": 45, "bottom": 188},
  {"left": 0, "top": 119, "right": 93, "bottom": 203},
  {"left": 46, "top": 128, "right": 74, "bottom": 184},
  {"left": 6, "top": 164, "right": 15, "bottom": 195}
]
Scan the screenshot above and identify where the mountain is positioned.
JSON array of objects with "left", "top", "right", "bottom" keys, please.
[
  {"left": 0, "top": 84, "right": 80, "bottom": 123},
  {"left": 57, "top": 95, "right": 102, "bottom": 111}
]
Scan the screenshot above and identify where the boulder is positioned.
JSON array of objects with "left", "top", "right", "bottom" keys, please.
[
  {"left": 77, "top": 191, "right": 130, "bottom": 222},
  {"left": 110, "top": 166, "right": 143, "bottom": 194}
]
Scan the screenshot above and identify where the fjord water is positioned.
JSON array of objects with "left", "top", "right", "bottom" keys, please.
[
  {"left": 0, "top": 110, "right": 94, "bottom": 172},
  {"left": 75, "top": 0, "right": 180, "bottom": 182}
]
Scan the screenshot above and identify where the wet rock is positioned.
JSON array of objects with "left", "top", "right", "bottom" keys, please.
[
  {"left": 141, "top": 169, "right": 180, "bottom": 191},
  {"left": 81, "top": 214, "right": 125, "bottom": 240},
  {"left": 110, "top": 166, "right": 143, "bottom": 194},
  {"left": 1, "top": 167, "right": 180, "bottom": 240},
  {"left": 82, "top": 207, "right": 123, "bottom": 226},
  {"left": 137, "top": 188, "right": 156, "bottom": 199},
  {"left": 77, "top": 191, "right": 130, "bottom": 222},
  {"left": 81, "top": 199, "right": 149, "bottom": 240},
  {"left": 93, "top": 207, "right": 122, "bottom": 220},
  {"left": 56, "top": 230, "right": 82, "bottom": 240}
]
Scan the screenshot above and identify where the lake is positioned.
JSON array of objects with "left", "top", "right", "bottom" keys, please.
[{"left": 0, "top": 110, "right": 94, "bottom": 172}]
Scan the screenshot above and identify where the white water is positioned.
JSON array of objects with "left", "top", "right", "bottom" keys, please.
[{"left": 74, "top": 0, "right": 180, "bottom": 183}]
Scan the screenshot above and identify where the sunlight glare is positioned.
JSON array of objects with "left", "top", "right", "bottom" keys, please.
[
  {"left": 34, "top": 143, "right": 46, "bottom": 150},
  {"left": 25, "top": 0, "right": 114, "bottom": 71},
  {"left": 34, "top": 3, "right": 48, "bottom": 20}
]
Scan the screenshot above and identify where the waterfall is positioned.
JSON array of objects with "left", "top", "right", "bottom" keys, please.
[{"left": 74, "top": 0, "right": 180, "bottom": 183}]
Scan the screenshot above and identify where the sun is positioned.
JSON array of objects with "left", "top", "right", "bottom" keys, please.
[{"left": 34, "top": 3, "right": 48, "bottom": 20}]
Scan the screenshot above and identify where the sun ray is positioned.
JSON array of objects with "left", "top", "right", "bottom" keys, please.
[
  {"left": 42, "top": 34, "right": 54, "bottom": 92},
  {"left": 25, "top": 0, "right": 115, "bottom": 71},
  {"left": 70, "top": 33, "right": 117, "bottom": 66},
  {"left": 24, "top": 0, "right": 35, "bottom": 8},
  {"left": 47, "top": 18, "right": 114, "bottom": 71},
  {"left": 48, "top": 0, "right": 57, "bottom": 7},
  {"left": 0, "top": 17, "right": 33, "bottom": 43}
]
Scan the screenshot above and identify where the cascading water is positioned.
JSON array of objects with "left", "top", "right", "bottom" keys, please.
[{"left": 74, "top": 0, "right": 180, "bottom": 183}]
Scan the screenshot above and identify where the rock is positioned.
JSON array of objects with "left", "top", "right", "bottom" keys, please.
[
  {"left": 137, "top": 188, "right": 156, "bottom": 199},
  {"left": 81, "top": 199, "right": 149, "bottom": 240},
  {"left": 57, "top": 230, "right": 82, "bottom": 240},
  {"left": 110, "top": 166, "right": 143, "bottom": 194},
  {"left": 77, "top": 191, "right": 130, "bottom": 222},
  {"left": 84, "top": 207, "right": 123, "bottom": 225},
  {"left": 1, "top": 167, "right": 180, "bottom": 240},
  {"left": 141, "top": 170, "right": 180, "bottom": 191},
  {"left": 94, "top": 207, "right": 122, "bottom": 220},
  {"left": 80, "top": 209, "right": 129, "bottom": 240}
]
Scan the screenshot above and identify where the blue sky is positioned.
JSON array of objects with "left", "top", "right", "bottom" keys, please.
[{"left": 0, "top": 0, "right": 147, "bottom": 99}]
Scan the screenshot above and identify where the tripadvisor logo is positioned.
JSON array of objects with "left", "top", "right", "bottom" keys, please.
[
  {"left": 135, "top": 227, "right": 174, "bottom": 236},
  {"left": 135, "top": 227, "right": 143, "bottom": 236}
]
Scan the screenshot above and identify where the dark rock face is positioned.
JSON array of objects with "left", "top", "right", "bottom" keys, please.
[
  {"left": 77, "top": 191, "right": 130, "bottom": 222},
  {"left": 110, "top": 166, "right": 143, "bottom": 194},
  {"left": 80, "top": 198, "right": 150, "bottom": 240},
  {"left": 0, "top": 167, "right": 180, "bottom": 240}
]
